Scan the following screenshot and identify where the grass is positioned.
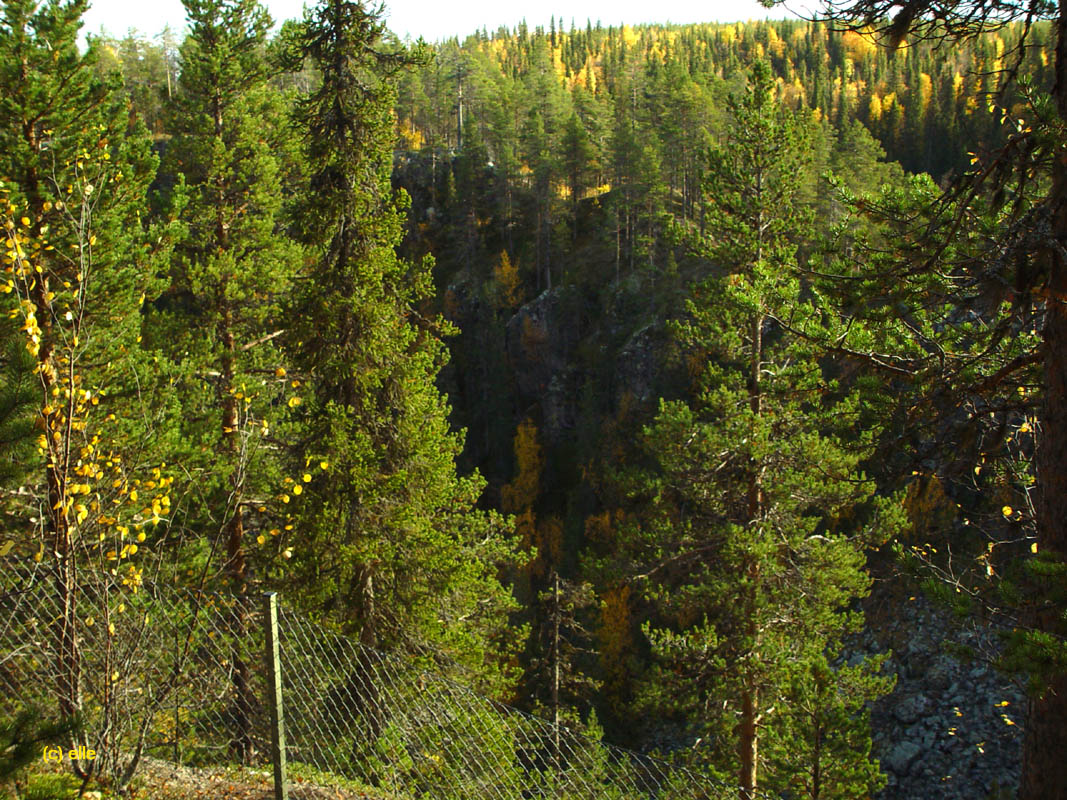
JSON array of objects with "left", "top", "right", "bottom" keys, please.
[
  {"left": 1, "top": 768, "right": 115, "bottom": 800},
  {"left": 3, "top": 755, "right": 407, "bottom": 800}
]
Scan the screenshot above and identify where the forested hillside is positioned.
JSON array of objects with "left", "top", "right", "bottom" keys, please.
[{"left": 3, "top": 2, "right": 1066, "bottom": 798}]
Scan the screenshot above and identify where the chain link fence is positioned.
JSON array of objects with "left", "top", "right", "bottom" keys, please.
[
  {"left": 1, "top": 566, "right": 752, "bottom": 799},
  {"left": 0, "top": 565, "right": 270, "bottom": 786}
]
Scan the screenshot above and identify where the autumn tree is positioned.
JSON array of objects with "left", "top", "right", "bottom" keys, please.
[{"left": 0, "top": 0, "right": 174, "bottom": 780}]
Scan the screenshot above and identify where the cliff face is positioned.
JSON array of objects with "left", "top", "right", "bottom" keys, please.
[{"left": 504, "top": 286, "right": 582, "bottom": 442}]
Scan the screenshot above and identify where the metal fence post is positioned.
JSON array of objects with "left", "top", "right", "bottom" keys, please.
[{"left": 264, "top": 592, "right": 288, "bottom": 800}]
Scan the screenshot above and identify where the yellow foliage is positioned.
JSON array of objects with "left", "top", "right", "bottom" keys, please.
[
  {"left": 515, "top": 508, "right": 537, "bottom": 548},
  {"left": 501, "top": 418, "right": 543, "bottom": 513},
  {"left": 398, "top": 121, "right": 424, "bottom": 150},
  {"left": 552, "top": 45, "right": 567, "bottom": 84},
  {"left": 919, "top": 72, "right": 933, "bottom": 113},
  {"left": 524, "top": 515, "right": 563, "bottom": 579},
  {"left": 1, "top": 191, "right": 174, "bottom": 576},
  {"left": 781, "top": 80, "right": 806, "bottom": 110},
  {"left": 766, "top": 26, "right": 784, "bottom": 58},
  {"left": 599, "top": 583, "right": 634, "bottom": 684},
  {"left": 582, "top": 57, "right": 597, "bottom": 95},
  {"left": 492, "top": 250, "right": 523, "bottom": 310},
  {"left": 842, "top": 29, "right": 877, "bottom": 60}
]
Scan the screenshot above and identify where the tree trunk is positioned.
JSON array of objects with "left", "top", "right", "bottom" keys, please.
[
  {"left": 551, "top": 571, "right": 561, "bottom": 775},
  {"left": 213, "top": 80, "right": 254, "bottom": 762},
  {"left": 1020, "top": 5, "right": 1067, "bottom": 797},
  {"left": 739, "top": 686, "right": 759, "bottom": 800},
  {"left": 355, "top": 563, "right": 377, "bottom": 648},
  {"left": 351, "top": 563, "right": 384, "bottom": 740}
]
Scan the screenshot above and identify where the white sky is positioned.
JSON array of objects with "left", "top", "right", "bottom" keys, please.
[{"left": 80, "top": 0, "right": 798, "bottom": 43}]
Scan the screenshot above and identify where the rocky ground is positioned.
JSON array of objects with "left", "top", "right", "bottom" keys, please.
[{"left": 861, "top": 572, "right": 1024, "bottom": 800}]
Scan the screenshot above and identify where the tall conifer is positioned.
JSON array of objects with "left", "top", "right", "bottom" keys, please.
[
  {"left": 625, "top": 63, "right": 895, "bottom": 798},
  {"left": 283, "top": 0, "right": 519, "bottom": 685},
  {"left": 161, "top": 0, "right": 298, "bottom": 761},
  {"left": 162, "top": 0, "right": 298, "bottom": 592},
  {"left": 0, "top": 0, "right": 168, "bottom": 767}
]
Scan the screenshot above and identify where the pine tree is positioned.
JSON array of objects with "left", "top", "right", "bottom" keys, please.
[
  {"left": 625, "top": 63, "right": 895, "bottom": 799},
  {"left": 160, "top": 0, "right": 299, "bottom": 762},
  {"left": 0, "top": 0, "right": 164, "bottom": 549},
  {"left": 0, "top": 317, "right": 35, "bottom": 494},
  {"left": 800, "top": 2, "right": 1067, "bottom": 795},
  {"left": 162, "top": 0, "right": 298, "bottom": 592},
  {"left": 282, "top": 0, "right": 519, "bottom": 686},
  {"left": 520, "top": 35, "right": 569, "bottom": 291},
  {"left": 766, "top": 650, "right": 892, "bottom": 799},
  {"left": 561, "top": 111, "right": 593, "bottom": 240}
]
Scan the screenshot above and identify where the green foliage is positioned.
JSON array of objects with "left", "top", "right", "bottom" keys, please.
[
  {"left": 0, "top": 318, "right": 35, "bottom": 493},
  {"left": 158, "top": 0, "right": 302, "bottom": 586},
  {"left": 0, "top": 0, "right": 176, "bottom": 575},
  {"left": 0, "top": 0, "right": 163, "bottom": 355},
  {"left": 280, "top": 0, "right": 520, "bottom": 689},
  {"left": 766, "top": 650, "right": 893, "bottom": 798},
  {"left": 621, "top": 63, "right": 897, "bottom": 796},
  {"left": 4, "top": 5, "right": 1054, "bottom": 790},
  {"left": 0, "top": 708, "right": 80, "bottom": 783}
]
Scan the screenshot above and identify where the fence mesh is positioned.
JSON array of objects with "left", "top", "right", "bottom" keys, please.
[
  {"left": 1, "top": 566, "right": 750, "bottom": 799},
  {"left": 0, "top": 566, "right": 270, "bottom": 784}
]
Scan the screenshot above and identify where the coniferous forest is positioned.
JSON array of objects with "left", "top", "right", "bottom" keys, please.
[{"left": 3, "top": 0, "right": 1067, "bottom": 798}]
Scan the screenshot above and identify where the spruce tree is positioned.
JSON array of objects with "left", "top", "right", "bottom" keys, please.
[{"left": 283, "top": 0, "right": 519, "bottom": 686}]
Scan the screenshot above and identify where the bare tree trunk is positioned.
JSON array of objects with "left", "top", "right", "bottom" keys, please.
[
  {"left": 739, "top": 685, "right": 759, "bottom": 800},
  {"left": 551, "top": 571, "right": 561, "bottom": 775},
  {"left": 1021, "top": 6, "right": 1067, "bottom": 798}
]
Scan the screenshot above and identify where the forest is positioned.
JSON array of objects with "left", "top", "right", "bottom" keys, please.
[{"left": 2, "top": 0, "right": 1067, "bottom": 798}]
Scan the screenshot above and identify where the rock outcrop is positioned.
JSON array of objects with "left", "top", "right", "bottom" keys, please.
[{"left": 860, "top": 589, "right": 1023, "bottom": 800}]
